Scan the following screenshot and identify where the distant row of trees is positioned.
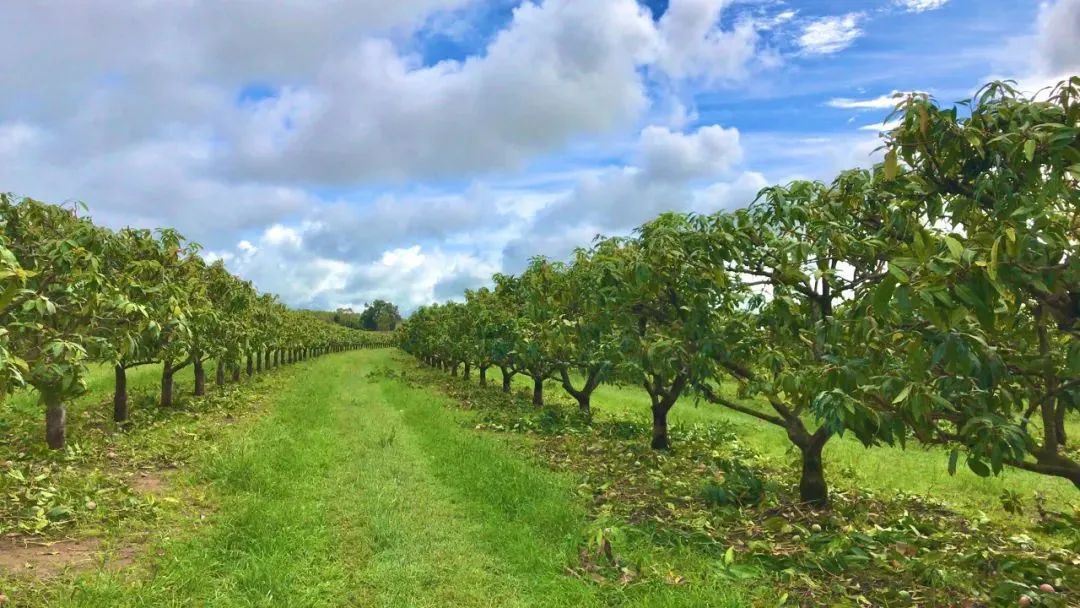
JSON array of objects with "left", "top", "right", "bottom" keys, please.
[
  {"left": 400, "top": 77, "right": 1080, "bottom": 506},
  {"left": 0, "top": 196, "right": 392, "bottom": 450},
  {"left": 308, "top": 301, "right": 402, "bottom": 332}
]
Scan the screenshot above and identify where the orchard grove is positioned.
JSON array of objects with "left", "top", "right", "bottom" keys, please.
[{"left": 400, "top": 77, "right": 1080, "bottom": 508}]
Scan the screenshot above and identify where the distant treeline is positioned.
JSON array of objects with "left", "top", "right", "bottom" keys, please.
[{"left": 306, "top": 300, "right": 402, "bottom": 332}]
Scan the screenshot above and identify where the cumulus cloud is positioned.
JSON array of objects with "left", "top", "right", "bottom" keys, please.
[
  {"left": 655, "top": 0, "right": 761, "bottom": 84},
  {"left": 500, "top": 123, "right": 762, "bottom": 270},
  {"left": 798, "top": 13, "right": 864, "bottom": 55},
  {"left": 639, "top": 125, "right": 743, "bottom": 181},
  {"left": 1034, "top": 0, "right": 1080, "bottom": 76}
]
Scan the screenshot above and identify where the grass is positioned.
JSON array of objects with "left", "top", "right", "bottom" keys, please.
[
  {"left": 3, "top": 351, "right": 763, "bottom": 607},
  {"left": 481, "top": 367, "right": 1079, "bottom": 520}
]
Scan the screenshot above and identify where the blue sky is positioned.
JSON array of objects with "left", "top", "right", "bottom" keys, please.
[{"left": 0, "top": 0, "right": 1076, "bottom": 311}]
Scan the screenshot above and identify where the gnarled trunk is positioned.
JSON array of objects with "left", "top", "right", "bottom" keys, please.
[
  {"left": 113, "top": 364, "right": 128, "bottom": 423},
  {"left": 194, "top": 359, "right": 206, "bottom": 396},
  {"left": 44, "top": 392, "right": 66, "bottom": 450},
  {"left": 500, "top": 367, "right": 514, "bottom": 393},
  {"left": 789, "top": 427, "right": 830, "bottom": 507},
  {"left": 479, "top": 366, "right": 488, "bottom": 386}
]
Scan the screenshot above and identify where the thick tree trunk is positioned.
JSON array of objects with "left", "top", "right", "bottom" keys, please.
[
  {"left": 44, "top": 392, "right": 66, "bottom": 450},
  {"left": 463, "top": 362, "right": 471, "bottom": 380},
  {"left": 161, "top": 364, "right": 174, "bottom": 408},
  {"left": 256, "top": 351, "right": 263, "bottom": 373},
  {"left": 798, "top": 440, "right": 829, "bottom": 507},
  {"left": 532, "top": 376, "right": 544, "bottom": 407},
  {"left": 216, "top": 361, "right": 225, "bottom": 386},
  {"left": 246, "top": 353, "right": 254, "bottom": 376},
  {"left": 450, "top": 363, "right": 459, "bottom": 377},
  {"left": 501, "top": 367, "right": 514, "bottom": 393},
  {"left": 651, "top": 405, "right": 670, "bottom": 450},
  {"left": 479, "top": 366, "right": 488, "bottom": 386},
  {"left": 194, "top": 359, "right": 206, "bottom": 396},
  {"left": 113, "top": 364, "right": 128, "bottom": 423}
]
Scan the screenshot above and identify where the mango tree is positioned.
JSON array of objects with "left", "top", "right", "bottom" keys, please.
[
  {"left": 873, "top": 78, "right": 1080, "bottom": 489},
  {"left": 0, "top": 196, "right": 110, "bottom": 449}
]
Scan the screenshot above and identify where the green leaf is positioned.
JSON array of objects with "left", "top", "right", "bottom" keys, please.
[
  {"left": 1023, "top": 138, "right": 1036, "bottom": 162},
  {"left": 967, "top": 459, "right": 990, "bottom": 478},
  {"left": 724, "top": 546, "right": 736, "bottom": 566},
  {"left": 943, "top": 235, "right": 963, "bottom": 260},
  {"left": 884, "top": 149, "right": 898, "bottom": 180},
  {"left": 873, "top": 273, "right": 898, "bottom": 311},
  {"left": 892, "top": 384, "right": 912, "bottom": 404}
]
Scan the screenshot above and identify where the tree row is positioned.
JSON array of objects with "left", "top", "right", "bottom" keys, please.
[
  {"left": 0, "top": 196, "right": 393, "bottom": 450},
  {"left": 400, "top": 77, "right": 1080, "bottom": 506}
]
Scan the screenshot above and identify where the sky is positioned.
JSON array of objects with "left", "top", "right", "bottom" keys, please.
[{"left": 1, "top": 0, "right": 1078, "bottom": 313}]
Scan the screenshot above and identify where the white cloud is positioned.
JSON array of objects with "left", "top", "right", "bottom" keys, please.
[
  {"left": 228, "top": 0, "right": 663, "bottom": 183},
  {"left": 798, "top": 13, "right": 864, "bottom": 55},
  {"left": 895, "top": 0, "right": 950, "bottom": 12},
  {"left": 826, "top": 91, "right": 915, "bottom": 109},
  {"left": 655, "top": 0, "right": 762, "bottom": 84},
  {"left": 1034, "top": 0, "right": 1080, "bottom": 76},
  {"left": 639, "top": 125, "right": 743, "bottom": 181},
  {"left": 858, "top": 119, "right": 903, "bottom": 131}
]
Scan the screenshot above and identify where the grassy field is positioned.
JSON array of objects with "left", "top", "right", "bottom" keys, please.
[{"left": 1, "top": 350, "right": 1076, "bottom": 607}]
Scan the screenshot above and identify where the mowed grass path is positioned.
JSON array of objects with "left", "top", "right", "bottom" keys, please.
[{"left": 44, "top": 350, "right": 753, "bottom": 607}]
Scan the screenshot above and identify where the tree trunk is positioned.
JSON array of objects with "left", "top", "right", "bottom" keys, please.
[
  {"left": 232, "top": 364, "right": 241, "bottom": 382},
  {"left": 501, "top": 367, "right": 514, "bottom": 393},
  {"left": 797, "top": 435, "right": 829, "bottom": 507},
  {"left": 194, "top": 359, "right": 206, "bottom": 396},
  {"left": 44, "top": 392, "right": 66, "bottom": 450},
  {"left": 161, "top": 364, "right": 174, "bottom": 408},
  {"left": 451, "top": 363, "right": 459, "bottom": 377},
  {"left": 1056, "top": 403, "right": 1068, "bottom": 447},
  {"left": 532, "top": 376, "right": 544, "bottom": 407},
  {"left": 216, "top": 361, "right": 225, "bottom": 386},
  {"left": 463, "top": 362, "right": 471, "bottom": 380},
  {"left": 479, "top": 366, "right": 488, "bottom": 386},
  {"left": 246, "top": 353, "right": 254, "bottom": 376},
  {"left": 651, "top": 405, "right": 670, "bottom": 450},
  {"left": 113, "top": 364, "right": 128, "bottom": 423},
  {"left": 256, "top": 351, "right": 263, "bottom": 373}
]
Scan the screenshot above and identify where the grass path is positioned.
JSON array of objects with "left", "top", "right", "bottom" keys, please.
[{"left": 36, "top": 350, "right": 752, "bottom": 607}]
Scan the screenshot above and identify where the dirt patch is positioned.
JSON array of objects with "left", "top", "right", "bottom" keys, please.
[
  {"left": 0, "top": 536, "right": 137, "bottom": 578},
  {"left": 129, "top": 471, "right": 167, "bottom": 495}
]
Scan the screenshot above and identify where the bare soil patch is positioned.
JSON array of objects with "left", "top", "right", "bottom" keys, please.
[{"left": 0, "top": 536, "right": 136, "bottom": 578}]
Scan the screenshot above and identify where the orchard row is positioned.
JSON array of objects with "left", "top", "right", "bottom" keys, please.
[
  {"left": 0, "top": 196, "right": 393, "bottom": 450},
  {"left": 400, "top": 77, "right": 1080, "bottom": 505}
]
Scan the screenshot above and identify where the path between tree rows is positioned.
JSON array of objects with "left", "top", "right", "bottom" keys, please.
[{"left": 53, "top": 349, "right": 748, "bottom": 607}]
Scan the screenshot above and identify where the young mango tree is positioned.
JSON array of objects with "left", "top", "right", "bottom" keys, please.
[
  {"left": 694, "top": 167, "right": 908, "bottom": 506},
  {"left": 871, "top": 78, "right": 1080, "bottom": 489},
  {"left": 507, "top": 259, "right": 563, "bottom": 407},
  {"left": 548, "top": 249, "right": 618, "bottom": 418},
  {"left": 0, "top": 196, "right": 111, "bottom": 449},
  {"left": 594, "top": 214, "right": 738, "bottom": 450}
]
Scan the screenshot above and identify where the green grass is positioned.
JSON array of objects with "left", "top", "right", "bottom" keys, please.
[
  {"left": 481, "top": 367, "right": 1079, "bottom": 520},
  {"left": 14, "top": 351, "right": 760, "bottom": 607}
]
